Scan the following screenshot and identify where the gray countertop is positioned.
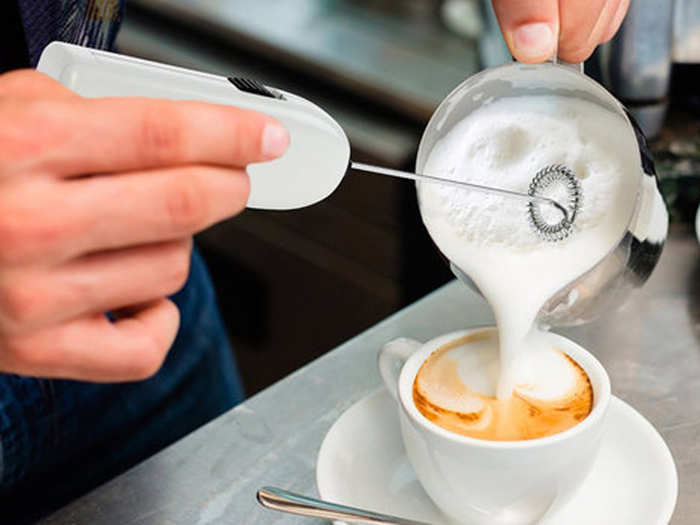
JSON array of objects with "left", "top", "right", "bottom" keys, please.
[{"left": 43, "top": 226, "right": 699, "bottom": 524}]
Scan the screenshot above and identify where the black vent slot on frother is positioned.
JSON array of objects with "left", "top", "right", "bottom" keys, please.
[{"left": 228, "top": 77, "right": 285, "bottom": 100}]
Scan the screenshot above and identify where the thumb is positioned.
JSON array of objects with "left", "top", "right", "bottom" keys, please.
[{"left": 491, "top": 0, "right": 559, "bottom": 64}]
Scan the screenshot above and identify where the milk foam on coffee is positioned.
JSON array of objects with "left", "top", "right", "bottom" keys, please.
[
  {"left": 418, "top": 95, "right": 639, "bottom": 400},
  {"left": 413, "top": 329, "right": 593, "bottom": 440}
]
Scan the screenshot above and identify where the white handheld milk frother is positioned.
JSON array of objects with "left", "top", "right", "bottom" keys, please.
[
  {"left": 37, "top": 42, "right": 667, "bottom": 327},
  {"left": 37, "top": 42, "right": 578, "bottom": 237}
]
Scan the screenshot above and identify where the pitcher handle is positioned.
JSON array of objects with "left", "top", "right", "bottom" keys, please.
[
  {"left": 547, "top": 53, "right": 584, "bottom": 73},
  {"left": 512, "top": 52, "right": 583, "bottom": 73},
  {"left": 378, "top": 338, "right": 422, "bottom": 401}
]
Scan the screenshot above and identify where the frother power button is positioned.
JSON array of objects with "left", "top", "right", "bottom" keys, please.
[{"left": 227, "top": 77, "right": 285, "bottom": 100}]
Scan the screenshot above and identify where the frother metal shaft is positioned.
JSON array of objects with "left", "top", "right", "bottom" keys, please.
[
  {"left": 257, "top": 486, "right": 434, "bottom": 525},
  {"left": 350, "top": 161, "right": 570, "bottom": 222}
]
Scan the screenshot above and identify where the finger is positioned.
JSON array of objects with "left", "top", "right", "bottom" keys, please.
[
  {"left": 557, "top": 0, "right": 609, "bottom": 63},
  {"left": 68, "top": 165, "right": 249, "bottom": 255},
  {"left": 0, "top": 239, "right": 192, "bottom": 333},
  {"left": 601, "top": 0, "right": 630, "bottom": 43},
  {"left": 24, "top": 96, "right": 289, "bottom": 177},
  {"left": 586, "top": 0, "right": 622, "bottom": 50},
  {"left": 0, "top": 70, "right": 77, "bottom": 99},
  {"left": 0, "top": 166, "right": 247, "bottom": 265},
  {"left": 491, "top": 0, "right": 559, "bottom": 63},
  {"left": 0, "top": 298, "right": 180, "bottom": 381}
]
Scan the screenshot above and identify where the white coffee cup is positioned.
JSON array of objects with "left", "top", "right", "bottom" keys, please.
[{"left": 378, "top": 327, "right": 611, "bottom": 525}]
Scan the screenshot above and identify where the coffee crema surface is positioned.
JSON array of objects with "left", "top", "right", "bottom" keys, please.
[{"left": 413, "top": 330, "right": 593, "bottom": 441}]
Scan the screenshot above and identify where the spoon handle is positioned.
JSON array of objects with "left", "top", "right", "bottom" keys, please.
[{"left": 257, "top": 486, "right": 434, "bottom": 525}]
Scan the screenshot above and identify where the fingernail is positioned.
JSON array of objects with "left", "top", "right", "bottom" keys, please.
[
  {"left": 512, "top": 23, "right": 555, "bottom": 61},
  {"left": 261, "top": 123, "right": 290, "bottom": 159}
]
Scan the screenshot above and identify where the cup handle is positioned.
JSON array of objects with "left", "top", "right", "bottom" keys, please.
[{"left": 378, "top": 338, "right": 422, "bottom": 401}]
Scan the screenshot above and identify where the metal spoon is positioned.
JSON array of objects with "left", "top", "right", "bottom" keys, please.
[{"left": 257, "top": 486, "right": 435, "bottom": 525}]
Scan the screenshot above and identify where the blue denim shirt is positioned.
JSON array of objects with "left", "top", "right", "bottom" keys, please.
[
  {"left": 17, "top": 0, "right": 125, "bottom": 67},
  {"left": 0, "top": 250, "right": 245, "bottom": 518}
]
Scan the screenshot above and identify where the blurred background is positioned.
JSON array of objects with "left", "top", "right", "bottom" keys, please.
[{"left": 115, "top": 0, "right": 700, "bottom": 395}]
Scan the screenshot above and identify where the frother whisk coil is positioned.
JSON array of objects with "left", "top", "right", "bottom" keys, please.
[{"left": 527, "top": 164, "right": 582, "bottom": 242}]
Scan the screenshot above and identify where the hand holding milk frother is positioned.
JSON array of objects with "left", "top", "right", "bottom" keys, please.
[
  {"left": 37, "top": 44, "right": 579, "bottom": 233},
  {"left": 38, "top": 37, "right": 666, "bottom": 329}
]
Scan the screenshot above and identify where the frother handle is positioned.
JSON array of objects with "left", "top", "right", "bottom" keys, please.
[
  {"left": 36, "top": 42, "right": 351, "bottom": 211},
  {"left": 257, "top": 486, "right": 434, "bottom": 525}
]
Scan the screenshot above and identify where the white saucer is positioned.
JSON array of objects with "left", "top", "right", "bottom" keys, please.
[{"left": 317, "top": 389, "right": 678, "bottom": 525}]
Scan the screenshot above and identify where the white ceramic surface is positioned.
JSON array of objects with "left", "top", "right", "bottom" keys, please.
[
  {"left": 377, "top": 329, "right": 611, "bottom": 525},
  {"left": 317, "top": 388, "right": 678, "bottom": 525}
]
